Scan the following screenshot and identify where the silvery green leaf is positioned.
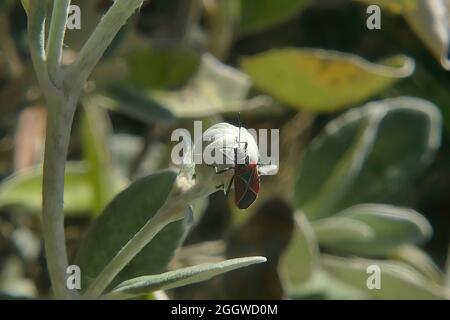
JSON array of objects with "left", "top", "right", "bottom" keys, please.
[
  {"left": 288, "top": 269, "right": 369, "bottom": 300},
  {"left": 75, "top": 170, "right": 187, "bottom": 289},
  {"left": 390, "top": 245, "right": 444, "bottom": 285},
  {"left": 280, "top": 214, "right": 319, "bottom": 287},
  {"left": 104, "top": 257, "right": 267, "bottom": 299},
  {"left": 312, "top": 216, "right": 375, "bottom": 246},
  {"left": 321, "top": 255, "right": 450, "bottom": 300},
  {"left": 325, "top": 204, "right": 433, "bottom": 256},
  {"left": 295, "top": 97, "right": 442, "bottom": 220}
]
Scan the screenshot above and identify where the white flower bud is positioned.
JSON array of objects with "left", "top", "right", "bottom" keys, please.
[{"left": 175, "top": 122, "right": 277, "bottom": 204}]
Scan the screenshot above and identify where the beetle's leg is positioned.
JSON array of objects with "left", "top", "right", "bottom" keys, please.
[
  {"left": 217, "top": 167, "right": 232, "bottom": 174},
  {"left": 215, "top": 183, "right": 225, "bottom": 190},
  {"left": 224, "top": 175, "right": 234, "bottom": 197},
  {"left": 206, "top": 164, "right": 233, "bottom": 175}
]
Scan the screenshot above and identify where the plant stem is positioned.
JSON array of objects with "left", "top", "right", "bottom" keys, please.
[
  {"left": 47, "top": 0, "right": 71, "bottom": 85},
  {"left": 28, "top": 1, "right": 73, "bottom": 299},
  {"left": 42, "top": 95, "right": 78, "bottom": 299},
  {"left": 83, "top": 198, "right": 186, "bottom": 299},
  {"left": 27, "top": 0, "right": 147, "bottom": 299},
  {"left": 64, "top": 0, "right": 145, "bottom": 92},
  {"left": 28, "top": 1, "right": 51, "bottom": 93}
]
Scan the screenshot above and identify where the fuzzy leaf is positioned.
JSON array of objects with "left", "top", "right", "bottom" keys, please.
[
  {"left": 75, "top": 170, "right": 187, "bottom": 289},
  {"left": 326, "top": 204, "right": 433, "bottom": 256},
  {"left": 321, "top": 255, "right": 450, "bottom": 299},
  {"left": 280, "top": 214, "right": 319, "bottom": 287},
  {"left": 105, "top": 257, "right": 267, "bottom": 299},
  {"left": 390, "top": 245, "right": 444, "bottom": 285},
  {"left": 295, "top": 97, "right": 442, "bottom": 219},
  {"left": 312, "top": 217, "right": 375, "bottom": 246}
]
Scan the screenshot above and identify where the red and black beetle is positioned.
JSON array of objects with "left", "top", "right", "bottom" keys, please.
[{"left": 211, "top": 115, "right": 261, "bottom": 209}]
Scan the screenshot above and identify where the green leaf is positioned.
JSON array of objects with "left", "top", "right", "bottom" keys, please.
[
  {"left": 104, "top": 257, "right": 267, "bottom": 299},
  {"left": 150, "top": 53, "right": 261, "bottom": 118},
  {"left": 354, "top": 0, "right": 404, "bottom": 13},
  {"left": 390, "top": 245, "right": 444, "bottom": 285},
  {"left": 81, "top": 100, "right": 122, "bottom": 215},
  {"left": 104, "top": 54, "right": 272, "bottom": 119},
  {"left": 325, "top": 204, "right": 433, "bottom": 256},
  {"left": 97, "top": 49, "right": 271, "bottom": 120},
  {"left": 321, "top": 255, "right": 450, "bottom": 299},
  {"left": 124, "top": 45, "right": 200, "bottom": 90},
  {"left": 288, "top": 269, "right": 370, "bottom": 300},
  {"left": 280, "top": 214, "right": 319, "bottom": 287},
  {"left": 295, "top": 97, "right": 442, "bottom": 219},
  {"left": 355, "top": 0, "right": 450, "bottom": 70},
  {"left": 240, "top": 49, "right": 414, "bottom": 111},
  {"left": 20, "top": 0, "right": 29, "bottom": 15},
  {"left": 75, "top": 170, "right": 187, "bottom": 289},
  {"left": 0, "top": 163, "right": 94, "bottom": 214},
  {"left": 94, "top": 86, "right": 176, "bottom": 124},
  {"left": 240, "top": 0, "right": 311, "bottom": 35},
  {"left": 312, "top": 217, "right": 375, "bottom": 246}
]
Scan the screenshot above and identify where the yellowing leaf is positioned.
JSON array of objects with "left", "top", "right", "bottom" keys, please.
[{"left": 241, "top": 49, "right": 414, "bottom": 111}]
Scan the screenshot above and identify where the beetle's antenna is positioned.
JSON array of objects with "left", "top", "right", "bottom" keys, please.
[{"left": 238, "top": 112, "right": 242, "bottom": 143}]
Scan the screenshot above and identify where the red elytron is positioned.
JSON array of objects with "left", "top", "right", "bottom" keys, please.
[{"left": 233, "top": 159, "right": 260, "bottom": 209}]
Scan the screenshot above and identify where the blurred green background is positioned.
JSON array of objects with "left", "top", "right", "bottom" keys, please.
[{"left": 0, "top": 0, "right": 450, "bottom": 299}]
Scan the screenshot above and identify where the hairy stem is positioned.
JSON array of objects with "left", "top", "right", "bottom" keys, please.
[
  {"left": 27, "top": 0, "right": 147, "bottom": 299},
  {"left": 28, "top": 1, "right": 51, "bottom": 93},
  {"left": 47, "top": 0, "right": 71, "bottom": 85},
  {"left": 65, "top": 0, "right": 145, "bottom": 91},
  {"left": 28, "top": 1, "right": 73, "bottom": 299},
  {"left": 42, "top": 96, "right": 78, "bottom": 299}
]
